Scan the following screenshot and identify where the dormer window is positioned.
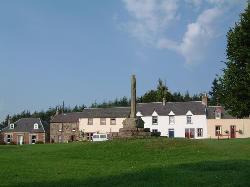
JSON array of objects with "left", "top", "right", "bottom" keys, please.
[
  {"left": 34, "top": 123, "right": 38, "bottom": 129},
  {"left": 215, "top": 108, "right": 221, "bottom": 119},
  {"left": 152, "top": 116, "right": 158, "bottom": 125},
  {"left": 187, "top": 115, "right": 192, "bottom": 124},
  {"left": 169, "top": 116, "right": 175, "bottom": 124},
  {"left": 10, "top": 123, "right": 14, "bottom": 129}
]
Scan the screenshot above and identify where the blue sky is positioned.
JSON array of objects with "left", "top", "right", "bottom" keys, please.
[{"left": 0, "top": 0, "right": 247, "bottom": 121}]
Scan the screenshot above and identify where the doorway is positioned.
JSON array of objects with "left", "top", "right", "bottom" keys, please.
[
  {"left": 168, "top": 129, "right": 174, "bottom": 138},
  {"left": 18, "top": 135, "right": 23, "bottom": 145},
  {"left": 230, "top": 125, "right": 236, "bottom": 138}
]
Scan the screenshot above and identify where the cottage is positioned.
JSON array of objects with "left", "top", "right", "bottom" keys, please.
[
  {"left": 1, "top": 118, "right": 49, "bottom": 145},
  {"left": 136, "top": 101, "right": 207, "bottom": 139},
  {"left": 206, "top": 106, "right": 250, "bottom": 139}
]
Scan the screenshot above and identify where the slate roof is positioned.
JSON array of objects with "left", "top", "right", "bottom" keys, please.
[
  {"left": 51, "top": 107, "right": 130, "bottom": 123},
  {"left": 1, "top": 118, "right": 46, "bottom": 133},
  {"left": 51, "top": 101, "right": 206, "bottom": 123},
  {"left": 0, "top": 124, "right": 4, "bottom": 131},
  {"left": 137, "top": 101, "right": 206, "bottom": 116},
  {"left": 206, "top": 106, "right": 234, "bottom": 119}
]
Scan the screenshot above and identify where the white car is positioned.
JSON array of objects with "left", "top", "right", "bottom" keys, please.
[{"left": 92, "top": 133, "right": 112, "bottom": 142}]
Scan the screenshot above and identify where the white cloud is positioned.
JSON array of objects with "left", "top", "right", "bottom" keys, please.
[{"left": 121, "top": 0, "right": 246, "bottom": 67}]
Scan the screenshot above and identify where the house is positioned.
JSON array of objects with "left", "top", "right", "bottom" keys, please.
[
  {"left": 136, "top": 100, "right": 207, "bottom": 139},
  {"left": 206, "top": 106, "right": 250, "bottom": 139},
  {"left": 50, "top": 108, "right": 130, "bottom": 142},
  {"left": 79, "top": 107, "right": 130, "bottom": 141},
  {"left": 50, "top": 112, "right": 82, "bottom": 143},
  {"left": 1, "top": 118, "right": 49, "bottom": 145},
  {"left": 0, "top": 123, "right": 4, "bottom": 144}
]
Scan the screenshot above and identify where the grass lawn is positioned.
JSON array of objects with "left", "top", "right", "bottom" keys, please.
[{"left": 0, "top": 138, "right": 250, "bottom": 187}]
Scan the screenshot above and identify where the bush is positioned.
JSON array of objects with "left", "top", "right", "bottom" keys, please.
[
  {"left": 36, "top": 141, "right": 44, "bottom": 144},
  {"left": 144, "top": 128, "right": 150, "bottom": 132},
  {"left": 151, "top": 132, "right": 161, "bottom": 137}
]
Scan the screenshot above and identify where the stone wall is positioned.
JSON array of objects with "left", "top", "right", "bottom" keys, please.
[{"left": 50, "top": 122, "right": 80, "bottom": 143}]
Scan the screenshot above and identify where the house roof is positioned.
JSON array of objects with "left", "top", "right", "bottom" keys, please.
[
  {"left": 51, "top": 101, "right": 206, "bottom": 123},
  {"left": 1, "top": 118, "right": 46, "bottom": 133},
  {"left": 137, "top": 101, "right": 206, "bottom": 116},
  {"left": 0, "top": 124, "right": 4, "bottom": 131},
  {"left": 206, "top": 106, "right": 234, "bottom": 119},
  {"left": 50, "top": 107, "right": 130, "bottom": 123}
]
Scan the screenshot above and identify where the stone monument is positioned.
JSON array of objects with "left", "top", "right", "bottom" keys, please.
[{"left": 113, "top": 75, "right": 151, "bottom": 139}]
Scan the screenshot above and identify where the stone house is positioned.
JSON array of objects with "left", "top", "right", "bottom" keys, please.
[
  {"left": 206, "top": 106, "right": 250, "bottom": 139},
  {"left": 1, "top": 118, "right": 49, "bottom": 145},
  {"left": 50, "top": 113, "right": 81, "bottom": 143}
]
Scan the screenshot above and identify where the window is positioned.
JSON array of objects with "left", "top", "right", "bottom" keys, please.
[
  {"left": 100, "top": 118, "right": 106, "bottom": 125},
  {"left": 34, "top": 123, "right": 38, "bottom": 129},
  {"left": 6, "top": 134, "right": 12, "bottom": 143},
  {"left": 187, "top": 115, "right": 192, "bottom": 124},
  {"left": 215, "top": 126, "right": 222, "bottom": 136},
  {"left": 72, "top": 124, "right": 76, "bottom": 131},
  {"left": 152, "top": 129, "right": 158, "bottom": 133},
  {"left": 58, "top": 124, "right": 62, "bottom": 131},
  {"left": 215, "top": 111, "right": 221, "bottom": 119},
  {"left": 58, "top": 135, "right": 62, "bottom": 143},
  {"left": 10, "top": 123, "right": 14, "bottom": 129},
  {"left": 31, "top": 135, "right": 37, "bottom": 144},
  {"left": 93, "top": 135, "right": 99, "bottom": 139},
  {"left": 169, "top": 116, "right": 175, "bottom": 124},
  {"left": 152, "top": 116, "right": 158, "bottom": 125},
  {"left": 110, "top": 118, "right": 116, "bottom": 125},
  {"left": 86, "top": 133, "right": 93, "bottom": 141},
  {"left": 100, "top": 135, "right": 106, "bottom": 138},
  {"left": 88, "top": 118, "right": 93, "bottom": 125},
  {"left": 185, "top": 128, "right": 195, "bottom": 138},
  {"left": 197, "top": 128, "right": 203, "bottom": 137}
]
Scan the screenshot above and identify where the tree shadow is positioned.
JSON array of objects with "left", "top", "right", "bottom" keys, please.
[{"left": 15, "top": 160, "right": 250, "bottom": 187}]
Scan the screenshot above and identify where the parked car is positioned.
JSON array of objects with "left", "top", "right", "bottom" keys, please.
[{"left": 92, "top": 133, "right": 111, "bottom": 142}]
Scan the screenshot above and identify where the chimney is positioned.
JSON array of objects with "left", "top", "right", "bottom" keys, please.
[
  {"left": 202, "top": 92, "right": 208, "bottom": 107},
  {"left": 8, "top": 116, "right": 11, "bottom": 126},
  {"left": 56, "top": 108, "right": 59, "bottom": 116},
  {"left": 162, "top": 97, "right": 166, "bottom": 106}
]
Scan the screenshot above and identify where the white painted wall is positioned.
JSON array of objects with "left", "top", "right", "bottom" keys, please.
[{"left": 140, "top": 114, "right": 207, "bottom": 139}]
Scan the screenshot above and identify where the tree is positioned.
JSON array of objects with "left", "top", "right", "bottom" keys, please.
[
  {"left": 209, "top": 77, "right": 222, "bottom": 106},
  {"left": 217, "top": 3, "right": 250, "bottom": 117}
]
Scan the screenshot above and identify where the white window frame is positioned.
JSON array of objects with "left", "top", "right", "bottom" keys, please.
[
  {"left": 197, "top": 128, "right": 203, "bottom": 137},
  {"left": 152, "top": 116, "right": 158, "bottom": 125},
  {"left": 187, "top": 115, "right": 192, "bottom": 124},
  {"left": 215, "top": 126, "right": 222, "bottom": 135},
  {"left": 215, "top": 111, "right": 221, "bottom": 119},
  {"left": 34, "top": 123, "right": 39, "bottom": 129},
  {"left": 58, "top": 124, "right": 62, "bottom": 132},
  {"left": 30, "top": 135, "right": 37, "bottom": 144},
  {"left": 10, "top": 123, "right": 14, "bottom": 129},
  {"left": 88, "top": 118, "right": 93, "bottom": 125},
  {"left": 152, "top": 129, "right": 158, "bottom": 133},
  {"left": 72, "top": 124, "right": 76, "bottom": 131},
  {"left": 169, "top": 115, "right": 175, "bottom": 124},
  {"left": 6, "top": 134, "right": 12, "bottom": 143}
]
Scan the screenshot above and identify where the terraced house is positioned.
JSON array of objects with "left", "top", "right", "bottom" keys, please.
[{"left": 1, "top": 118, "right": 49, "bottom": 145}]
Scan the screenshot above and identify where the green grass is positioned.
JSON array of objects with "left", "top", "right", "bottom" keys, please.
[{"left": 0, "top": 138, "right": 250, "bottom": 187}]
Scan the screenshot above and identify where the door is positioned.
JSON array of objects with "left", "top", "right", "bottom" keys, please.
[
  {"left": 185, "top": 129, "right": 190, "bottom": 138},
  {"left": 169, "top": 129, "right": 174, "bottom": 138},
  {"left": 18, "top": 135, "right": 23, "bottom": 145},
  {"left": 230, "top": 125, "right": 236, "bottom": 138}
]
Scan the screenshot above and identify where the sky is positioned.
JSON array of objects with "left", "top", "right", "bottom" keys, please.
[{"left": 0, "top": 0, "right": 247, "bottom": 122}]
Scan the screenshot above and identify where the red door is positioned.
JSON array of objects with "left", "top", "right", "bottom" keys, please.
[
  {"left": 185, "top": 129, "right": 190, "bottom": 138},
  {"left": 230, "top": 125, "right": 236, "bottom": 138}
]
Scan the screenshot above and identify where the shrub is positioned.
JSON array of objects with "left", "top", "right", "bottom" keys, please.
[{"left": 151, "top": 132, "right": 161, "bottom": 137}]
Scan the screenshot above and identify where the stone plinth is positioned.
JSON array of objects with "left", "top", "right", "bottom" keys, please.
[{"left": 111, "top": 117, "right": 151, "bottom": 139}]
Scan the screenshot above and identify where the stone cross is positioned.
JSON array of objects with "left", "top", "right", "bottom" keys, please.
[{"left": 130, "top": 75, "right": 136, "bottom": 118}]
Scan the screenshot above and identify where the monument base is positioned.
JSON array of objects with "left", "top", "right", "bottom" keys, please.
[{"left": 111, "top": 117, "right": 151, "bottom": 139}]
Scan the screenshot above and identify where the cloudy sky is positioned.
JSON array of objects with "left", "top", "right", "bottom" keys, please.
[{"left": 0, "top": 0, "right": 247, "bottom": 121}]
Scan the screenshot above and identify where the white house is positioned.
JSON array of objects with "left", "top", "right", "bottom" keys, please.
[{"left": 136, "top": 100, "right": 207, "bottom": 139}]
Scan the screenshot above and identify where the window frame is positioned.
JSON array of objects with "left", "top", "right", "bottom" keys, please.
[
  {"left": 197, "top": 128, "right": 203, "bottom": 137},
  {"left": 34, "top": 123, "right": 39, "bottom": 129},
  {"left": 186, "top": 115, "right": 192, "bottom": 124},
  {"left": 6, "top": 134, "right": 12, "bottom": 143},
  {"left": 88, "top": 118, "right": 93, "bottom": 125},
  {"left": 100, "top": 118, "right": 106, "bottom": 125},
  {"left": 215, "top": 125, "right": 222, "bottom": 136},
  {"left": 58, "top": 135, "right": 62, "bottom": 143},
  {"left": 72, "top": 124, "right": 76, "bottom": 131},
  {"left": 10, "top": 123, "right": 14, "bottom": 129},
  {"left": 152, "top": 116, "right": 158, "bottom": 125},
  {"left": 169, "top": 115, "right": 175, "bottom": 124},
  {"left": 31, "top": 135, "right": 37, "bottom": 144},
  {"left": 110, "top": 118, "right": 116, "bottom": 125},
  {"left": 58, "top": 124, "right": 62, "bottom": 132}
]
